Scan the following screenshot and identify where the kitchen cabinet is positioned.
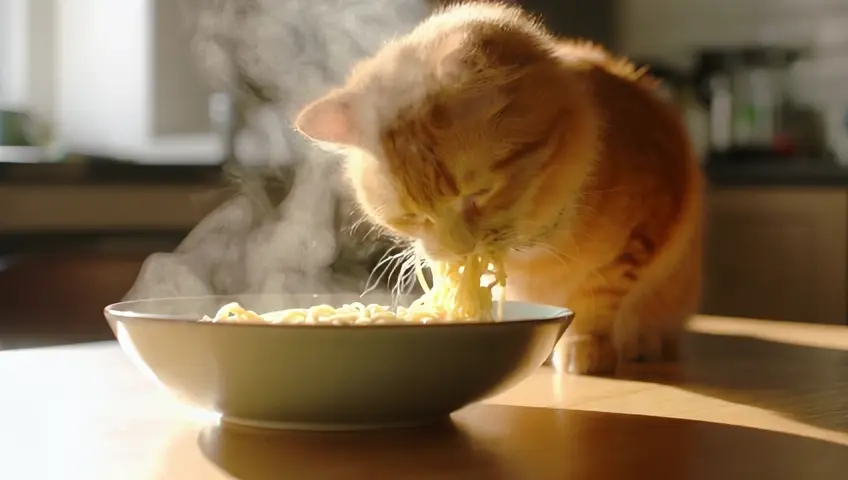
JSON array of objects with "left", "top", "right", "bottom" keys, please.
[
  {"left": 0, "top": 229, "right": 191, "bottom": 350},
  {"left": 702, "top": 187, "right": 848, "bottom": 325},
  {"left": 0, "top": 252, "right": 149, "bottom": 349}
]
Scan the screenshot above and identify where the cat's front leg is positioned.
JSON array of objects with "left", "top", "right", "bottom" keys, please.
[
  {"left": 614, "top": 312, "right": 683, "bottom": 364},
  {"left": 554, "top": 276, "right": 693, "bottom": 374},
  {"left": 551, "top": 280, "right": 626, "bottom": 376},
  {"left": 555, "top": 332, "right": 618, "bottom": 376},
  {"left": 612, "top": 264, "right": 700, "bottom": 365}
]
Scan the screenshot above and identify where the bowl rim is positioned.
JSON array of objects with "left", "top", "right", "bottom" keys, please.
[{"left": 104, "top": 294, "right": 574, "bottom": 330}]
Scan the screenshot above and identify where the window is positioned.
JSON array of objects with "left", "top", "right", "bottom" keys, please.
[{"left": 0, "top": 0, "right": 28, "bottom": 107}]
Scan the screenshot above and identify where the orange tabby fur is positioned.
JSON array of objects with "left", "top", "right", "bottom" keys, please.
[{"left": 294, "top": 2, "right": 703, "bottom": 375}]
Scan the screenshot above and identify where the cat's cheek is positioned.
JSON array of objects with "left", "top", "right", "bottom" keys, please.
[{"left": 379, "top": 222, "right": 420, "bottom": 242}]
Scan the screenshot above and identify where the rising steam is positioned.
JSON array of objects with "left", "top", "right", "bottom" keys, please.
[{"left": 125, "top": 0, "right": 434, "bottom": 302}]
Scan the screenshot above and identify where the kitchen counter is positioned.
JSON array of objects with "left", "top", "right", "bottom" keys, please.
[
  {"left": 1, "top": 315, "right": 846, "bottom": 479},
  {"left": 0, "top": 156, "right": 292, "bottom": 233},
  {"left": 0, "top": 157, "right": 225, "bottom": 185},
  {"left": 4, "top": 154, "right": 848, "bottom": 233},
  {"left": 4, "top": 151, "right": 848, "bottom": 188},
  {"left": 0, "top": 182, "right": 233, "bottom": 233},
  {"left": 705, "top": 160, "right": 848, "bottom": 187}
]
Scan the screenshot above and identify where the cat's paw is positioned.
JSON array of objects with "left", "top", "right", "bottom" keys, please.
[
  {"left": 616, "top": 328, "right": 680, "bottom": 363},
  {"left": 552, "top": 334, "right": 618, "bottom": 376}
]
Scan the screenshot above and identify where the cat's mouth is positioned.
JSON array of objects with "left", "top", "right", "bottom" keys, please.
[
  {"left": 417, "top": 247, "right": 465, "bottom": 264},
  {"left": 415, "top": 239, "right": 510, "bottom": 264}
]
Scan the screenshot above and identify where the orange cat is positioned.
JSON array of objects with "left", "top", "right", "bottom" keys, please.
[{"left": 294, "top": 2, "right": 703, "bottom": 375}]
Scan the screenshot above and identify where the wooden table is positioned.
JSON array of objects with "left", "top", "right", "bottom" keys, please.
[{"left": 2, "top": 316, "right": 847, "bottom": 480}]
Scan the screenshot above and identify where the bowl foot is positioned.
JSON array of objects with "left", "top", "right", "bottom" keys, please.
[{"left": 221, "top": 415, "right": 446, "bottom": 432}]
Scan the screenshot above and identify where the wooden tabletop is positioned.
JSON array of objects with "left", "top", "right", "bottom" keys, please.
[{"left": 1, "top": 316, "right": 847, "bottom": 480}]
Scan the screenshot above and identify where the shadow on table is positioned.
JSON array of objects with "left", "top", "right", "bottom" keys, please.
[
  {"left": 196, "top": 404, "right": 848, "bottom": 480},
  {"left": 197, "top": 417, "right": 508, "bottom": 480},
  {"left": 620, "top": 330, "right": 848, "bottom": 435}
]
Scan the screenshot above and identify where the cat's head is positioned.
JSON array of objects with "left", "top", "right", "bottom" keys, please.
[{"left": 294, "top": 2, "right": 595, "bottom": 261}]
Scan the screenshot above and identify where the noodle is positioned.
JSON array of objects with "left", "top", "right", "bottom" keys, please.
[
  {"left": 201, "top": 300, "right": 443, "bottom": 325},
  {"left": 200, "top": 255, "right": 508, "bottom": 325},
  {"left": 412, "top": 255, "right": 506, "bottom": 322}
]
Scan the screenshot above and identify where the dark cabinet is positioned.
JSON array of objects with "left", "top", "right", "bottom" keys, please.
[
  {"left": 0, "top": 232, "right": 187, "bottom": 350},
  {"left": 702, "top": 188, "right": 848, "bottom": 325},
  {"left": 521, "top": 0, "right": 617, "bottom": 48}
]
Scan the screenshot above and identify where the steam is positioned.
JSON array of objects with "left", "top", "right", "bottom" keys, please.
[{"left": 125, "top": 0, "right": 433, "bottom": 303}]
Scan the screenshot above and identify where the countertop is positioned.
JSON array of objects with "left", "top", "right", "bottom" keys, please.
[
  {"left": 0, "top": 159, "right": 231, "bottom": 233},
  {"left": 0, "top": 157, "right": 225, "bottom": 185},
  {"left": 3, "top": 155, "right": 848, "bottom": 233},
  {"left": 0, "top": 156, "right": 300, "bottom": 233},
  {"left": 3, "top": 154, "right": 848, "bottom": 188},
  {"left": 1, "top": 315, "right": 846, "bottom": 479},
  {"left": 705, "top": 160, "right": 848, "bottom": 187}
]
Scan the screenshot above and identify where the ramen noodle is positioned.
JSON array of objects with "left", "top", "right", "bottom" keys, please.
[{"left": 200, "top": 255, "right": 507, "bottom": 325}]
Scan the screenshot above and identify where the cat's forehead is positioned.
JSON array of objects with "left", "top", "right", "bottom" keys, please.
[
  {"left": 349, "top": 42, "right": 453, "bottom": 138},
  {"left": 350, "top": 9, "right": 500, "bottom": 120},
  {"left": 350, "top": 4, "right": 538, "bottom": 130},
  {"left": 359, "top": 47, "right": 439, "bottom": 126}
]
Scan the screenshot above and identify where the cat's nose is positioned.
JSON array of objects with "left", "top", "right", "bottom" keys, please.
[
  {"left": 461, "top": 196, "right": 482, "bottom": 225},
  {"left": 427, "top": 219, "right": 476, "bottom": 259}
]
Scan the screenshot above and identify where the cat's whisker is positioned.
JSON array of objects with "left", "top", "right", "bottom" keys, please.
[
  {"left": 372, "top": 247, "right": 408, "bottom": 270},
  {"left": 364, "top": 256, "right": 397, "bottom": 295},
  {"left": 394, "top": 253, "right": 413, "bottom": 288},
  {"left": 586, "top": 186, "right": 628, "bottom": 195},
  {"left": 365, "top": 245, "right": 411, "bottom": 294},
  {"left": 523, "top": 242, "right": 576, "bottom": 271},
  {"left": 406, "top": 255, "right": 422, "bottom": 293},
  {"left": 590, "top": 269, "right": 612, "bottom": 288},
  {"left": 350, "top": 215, "right": 370, "bottom": 234},
  {"left": 397, "top": 253, "right": 420, "bottom": 296},
  {"left": 364, "top": 223, "right": 387, "bottom": 241},
  {"left": 406, "top": 258, "right": 418, "bottom": 291},
  {"left": 389, "top": 262, "right": 405, "bottom": 298},
  {"left": 389, "top": 246, "right": 417, "bottom": 300},
  {"left": 570, "top": 204, "right": 601, "bottom": 223}
]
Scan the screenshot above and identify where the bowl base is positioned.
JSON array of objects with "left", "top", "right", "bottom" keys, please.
[{"left": 221, "top": 415, "right": 446, "bottom": 432}]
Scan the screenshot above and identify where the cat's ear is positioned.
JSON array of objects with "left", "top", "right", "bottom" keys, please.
[{"left": 295, "top": 91, "right": 361, "bottom": 147}]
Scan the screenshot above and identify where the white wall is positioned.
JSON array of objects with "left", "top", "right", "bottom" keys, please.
[
  {"left": 0, "top": 0, "right": 216, "bottom": 162},
  {"left": 0, "top": 0, "right": 56, "bottom": 122},
  {"left": 617, "top": 0, "right": 848, "bottom": 108},
  {"left": 152, "top": 0, "right": 212, "bottom": 137},
  {"left": 57, "top": 0, "right": 152, "bottom": 155},
  {"left": 0, "top": 0, "right": 29, "bottom": 110},
  {"left": 26, "top": 0, "right": 56, "bottom": 122}
]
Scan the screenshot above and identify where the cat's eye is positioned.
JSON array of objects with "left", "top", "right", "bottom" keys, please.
[
  {"left": 471, "top": 188, "right": 492, "bottom": 198},
  {"left": 463, "top": 188, "right": 493, "bottom": 211}
]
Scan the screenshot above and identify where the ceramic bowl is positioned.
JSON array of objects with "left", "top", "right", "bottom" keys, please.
[{"left": 104, "top": 294, "right": 572, "bottom": 431}]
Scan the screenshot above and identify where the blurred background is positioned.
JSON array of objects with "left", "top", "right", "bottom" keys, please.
[{"left": 1, "top": 0, "right": 847, "bottom": 350}]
